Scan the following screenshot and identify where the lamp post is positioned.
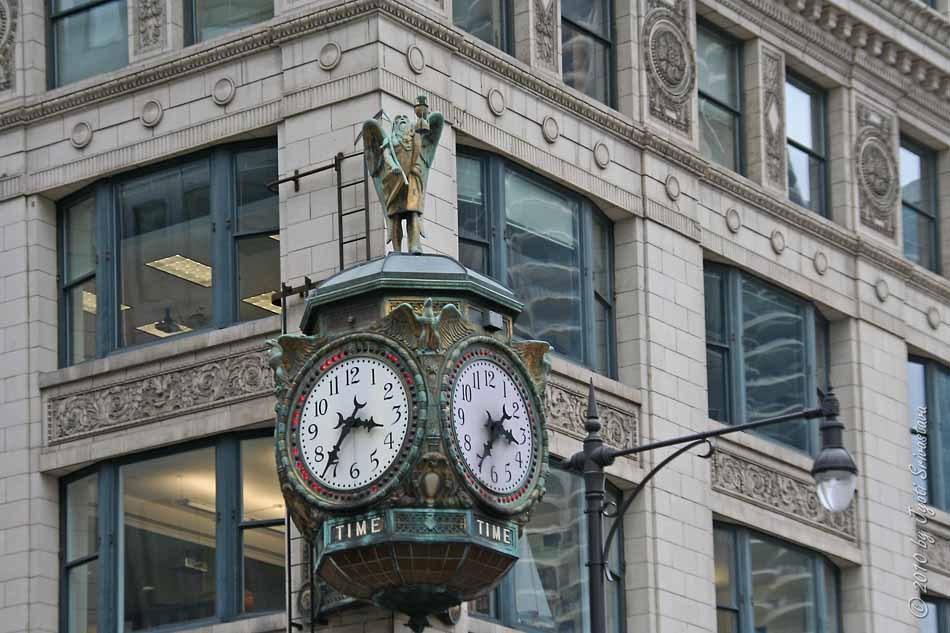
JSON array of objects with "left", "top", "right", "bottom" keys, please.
[{"left": 566, "top": 381, "right": 858, "bottom": 633}]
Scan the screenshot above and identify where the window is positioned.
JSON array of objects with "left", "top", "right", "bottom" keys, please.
[
  {"left": 908, "top": 357, "right": 950, "bottom": 510},
  {"left": 469, "top": 464, "right": 624, "bottom": 633},
  {"left": 704, "top": 264, "right": 829, "bottom": 453},
  {"left": 697, "top": 22, "right": 742, "bottom": 172},
  {"left": 919, "top": 597, "right": 949, "bottom": 632},
  {"left": 184, "top": 0, "right": 273, "bottom": 44},
  {"left": 715, "top": 524, "right": 841, "bottom": 633},
  {"left": 561, "top": 0, "right": 613, "bottom": 105},
  {"left": 456, "top": 149, "right": 615, "bottom": 375},
  {"left": 49, "top": 0, "right": 128, "bottom": 87},
  {"left": 785, "top": 74, "right": 827, "bottom": 216},
  {"left": 901, "top": 138, "right": 939, "bottom": 272},
  {"left": 61, "top": 434, "right": 285, "bottom": 633},
  {"left": 58, "top": 141, "right": 279, "bottom": 366},
  {"left": 453, "top": 0, "right": 512, "bottom": 53}
]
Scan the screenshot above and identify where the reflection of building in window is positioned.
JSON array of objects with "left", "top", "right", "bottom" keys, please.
[
  {"left": 453, "top": 0, "right": 508, "bottom": 52},
  {"left": 561, "top": 0, "right": 612, "bottom": 105}
]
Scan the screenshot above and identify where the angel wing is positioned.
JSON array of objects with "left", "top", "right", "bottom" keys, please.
[
  {"left": 437, "top": 304, "right": 474, "bottom": 350},
  {"left": 361, "top": 118, "right": 390, "bottom": 217},
  {"left": 379, "top": 303, "right": 425, "bottom": 349},
  {"left": 267, "top": 334, "right": 326, "bottom": 393},
  {"left": 419, "top": 111, "right": 445, "bottom": 170},
  {"left": 511, "top": 340, "right": 551, "bottom": 387}
]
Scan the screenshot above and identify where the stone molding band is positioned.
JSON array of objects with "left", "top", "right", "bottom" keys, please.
[
  {"left": 46, "top": 347, "right": 274, "bottom": 443},
  {"left": 711, "top": 448, "right": 858, "bottom": 541}
]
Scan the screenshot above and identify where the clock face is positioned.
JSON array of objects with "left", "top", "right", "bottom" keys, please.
[
  {"left": 297, "top": 356, "right": 411, "bottom": 491},
  {"left": 452, "top": 358, "right": 533, "bottom": 495}
]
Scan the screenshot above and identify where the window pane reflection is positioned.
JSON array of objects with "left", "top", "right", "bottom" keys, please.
[
  {"left": 699, "top": 99, "right": 738, "bottom": 171},
  {"left": 697, "top": 27, "right": 737, "bottom": 108},
  {"left": 236, "top": 148, "right": 279, "bottom": 233},
  {"left": 67, "top": 196, "right": 97, "bottom": 282},
  {"left": 53, "top": 0, "right": 128, "bottom": 86},
  {"left": 195, "top": 0, "right": 273, "bottom": 42},
  {"left": 504, "top": 171, "right": 582, "bottom": 361},
  {"left": 122, "top": 448, "right": 217, "bottom": 631},
  {"left": 67, "top": 474, "right": 99, "bottom": 561},
  {"left": 562, "top": 0, "right": 607, "bottom": 36},
  {"left": 900, "top": 146, "right": 933, "bottom": 214},
  {"left": 242, "top": 524, "right": 285, "bottom": 614},
  {"left": 453, "top": 0, "right": 506, "bottom": 50},
  {"left": 787, "top": 144, "right": 823, "bottom": 214},
  {"left": 749, "top": 536, "right": 816, "bottom": 633},
  {"left": 242, "top": 437, "right": 284, "bottom": 522},
  {"left": 785, "top": 82, "right": 818, "bottom": 151},
  {"left": 238, "top": 235, "right": 281, "bottom": 321},
  {"left": 741, "top": 275, "right": 808, "bottom": 450},
  {"left": 903, "top": 205, "right": 936, "bottom": 274},
  {"left": 118, "top": 161, "right": 213, "bottom": 347},
  {"left": 514, "top": 469, "right": 586, "bottom": 633},
  {"left": 69, "top": 280, "right": 98, "bottom": 364},
  {"left": 69, "top": 562, "right": 99, "bottom": 633},
  {"left": 562, "top": 23, "right": 609, "bottom": 103}
]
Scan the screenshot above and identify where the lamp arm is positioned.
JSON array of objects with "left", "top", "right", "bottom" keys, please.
[{"left": 601, "top": 438, "right": 714, "bottom": 568}]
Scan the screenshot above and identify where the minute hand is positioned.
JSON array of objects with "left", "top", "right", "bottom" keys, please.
[{"left": 322, "top": 396, "right": 369, "bottom": 478}]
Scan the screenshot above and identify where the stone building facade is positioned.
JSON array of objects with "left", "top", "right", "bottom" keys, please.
[{"left": 0, "top": 0, "right": 949, "bottom": 632}]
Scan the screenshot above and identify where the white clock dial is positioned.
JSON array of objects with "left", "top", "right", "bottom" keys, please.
[
  {"left": 452, "top": 359, "right": 533, "bottom": 494},
  {"left": 298, "top": 356, "right": 410, "bottom": 490}
]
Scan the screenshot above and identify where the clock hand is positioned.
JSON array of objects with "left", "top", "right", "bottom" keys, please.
[{"left": 322, "top": 397, "right": 369, "bottom": 478}]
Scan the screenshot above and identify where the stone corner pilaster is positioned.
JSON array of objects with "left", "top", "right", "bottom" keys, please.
[
  {"left": 512, "top": 0, "right": 562, "bottom": 82},
  {"left": 743, "top": 39, "right": 786, "bottom": 198}
]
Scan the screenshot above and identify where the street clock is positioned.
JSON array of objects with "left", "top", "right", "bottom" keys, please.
[{"left": 269, "top": 253, "right": 550, "bottom": 632}]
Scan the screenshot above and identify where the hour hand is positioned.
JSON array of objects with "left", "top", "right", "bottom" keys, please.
[{"left": 354, "top": 416, "right": 383, "bottom": 431}]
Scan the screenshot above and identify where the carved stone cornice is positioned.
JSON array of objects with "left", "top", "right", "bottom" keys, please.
[
  {"left": 926, "top": 527, "right": 950, "bottom": 577},
  {"left": 711, "top": 448, "right": 857, "bottom": 541},
  {"left": 46, "top": 347, "right": 274, "bottom": 443},
  {"left": 544, "top": 378, "right": 638, "bottom": 454}
]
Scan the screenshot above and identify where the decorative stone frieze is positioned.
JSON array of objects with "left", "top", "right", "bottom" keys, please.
[
  {"left": 642, "top": 0, "right": 695, "bottom": 134},
  {"left": 711, "top": 448, "right": 857, "bottom": 540},
  {"left": 0, "top": 0, "right": 16, "bottom": 91},
  {"left": 762, "top": 50, "right": 785, "bottom": 189},
  {"left": 135, "top": 0, "right": 165, "bottom": 53},
  {"left": 534, "top": 0, "right": 557, "bottom": 72},
  {"left": 46, "top": 347, "right": 274, "bottom": 443},
  {"left": 544, "top": 379, "right": 638, "bottom": 453},
  {"left": 855, "top": 102, "right": 899, "bottom": 238}
]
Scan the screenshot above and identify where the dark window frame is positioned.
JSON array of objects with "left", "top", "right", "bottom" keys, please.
[
  {"left": 59, "top": 430, "right": 283, "bottom": 633},
  {"left": 785, "top": 72, "right": 829, "bottom": 217},
  {"left": 704, "top": 263, "right": 828, "bottom": 455},
  {"left": 920, "top": 596, "right": 950, "bottom": 631},
  {"left": 452, "top": 0, "right": 515, "bottom": 54},
  {"left": 560, "top": 0, "right": 617, "bottom": 107},
  {"left": 57, "top": 139, "right": 279, "bottom": 368},
  {"left": 714, "top": 522, "right": 842, "bottom": 633},
  {"left": 183, "top": 0, "right": 275, "bottom": 46},
  {"left": 456, "top": 147, "right": 617, "bottom": 377},
  {"left": 47, "top": 0, "right": 129, "bottom": 88},
  {"left": 469, "top": 461, "right": 626, "bottom": 633},
  {"left": 908, "top": 356, "right": 950, "bottom": 511},
  {"left": 900, "top": 135, "right": 941, "bottom": 274},
  {"left": 696, "top": 19, "right": 744, "bottom": 175}
]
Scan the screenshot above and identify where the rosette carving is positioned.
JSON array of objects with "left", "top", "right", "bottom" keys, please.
[
  {"left": 642, "top": 0, "right": 695, "bottom": 134},
  {"left": 854, "top": 102, "right": 898, "bottom": 237}
]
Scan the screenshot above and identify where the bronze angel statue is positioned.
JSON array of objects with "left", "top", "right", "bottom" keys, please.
[{"left": 361, "top": 95, "right": 445, "bottom": 254}]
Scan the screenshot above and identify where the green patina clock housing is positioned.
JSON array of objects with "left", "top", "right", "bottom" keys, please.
[{"left": 268, "top": 254, "right": 551, "bottom": 631}]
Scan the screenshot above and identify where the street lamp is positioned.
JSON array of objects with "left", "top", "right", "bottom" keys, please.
[{"left": 566, "top": 381, "right": 858, "bottom": 633}]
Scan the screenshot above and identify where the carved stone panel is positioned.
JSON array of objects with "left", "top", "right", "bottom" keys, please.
[
  {"left": 855, "top": 102, "right": 898, "bottom": 238},
  {"left": 544, "top": 379, "right": 638, "bottom": 453},
  {"left": 711, "top": 449, "right": 857, "bottom": 541},
  {"left": 0, "top": 0, "right": 17, "bottom": 91},
  {"left": 47, "top": 348, "right": 274, "bottom": 443},
  {"left": 135, "top": 0, "right": 165, "bottom": 54},
  {"left": 534, "top": 0, "right": 557, "bottom": 73},
  {"left": 762, "top": 50, "right": 785, "bottom": 189},
  {"left": 642, "top": 0, "right": 695, "bottom": 134}
]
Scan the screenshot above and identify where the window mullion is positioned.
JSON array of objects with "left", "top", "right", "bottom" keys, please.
[
  {"left": 729, "top": 271, "right": 745, "bottom": 427},
  {"left": 95, "top": 181, "right": 114, "bottom": 359},
  {"left": 492, "top": 157, "right": 507, "bottom": 285},
  {"left": 814, "top": 557, "right": 828, "bottom": 633},
  {"left": 927, "top": 364, "right": 947, "bottom": 510},
  {"left": 580, "top": 203, "right": 595, "bottom": 368},
  {"left": 804, "top": 304, "right": 818, "bottom": 455},
  {"left": 100, "top": 464, "right": 118, "bottom": 633},
  {"left": 211, "top": 149, "right": 235, "bottom": 328},
  {"left": 216, "top": 436, "right": 240, "bottom": 620}
]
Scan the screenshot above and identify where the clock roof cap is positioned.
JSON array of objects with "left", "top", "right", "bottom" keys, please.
[{"left": 300, "top": 253, "right": 522, "bottom": 332}]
